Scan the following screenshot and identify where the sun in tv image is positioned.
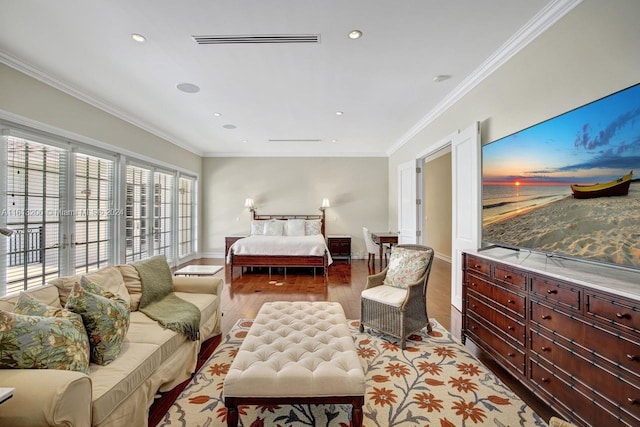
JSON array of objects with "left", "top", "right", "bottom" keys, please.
[{"left": 482, "top": 83, "right": 640, "bottom": 269}]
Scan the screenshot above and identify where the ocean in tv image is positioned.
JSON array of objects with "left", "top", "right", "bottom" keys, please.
[{"left": 482, "top": 83, "right": 640, "bottom": 269}]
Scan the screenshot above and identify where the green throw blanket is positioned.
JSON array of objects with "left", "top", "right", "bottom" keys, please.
[{"left": 132, "top": 255, "right": 201, "bottom": 341}]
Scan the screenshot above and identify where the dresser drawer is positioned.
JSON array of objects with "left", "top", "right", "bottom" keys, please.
[
  {"left": 587, "top": 292, "right": 640, "bottom": 333},
  {"left": 468, "top": 276, "right": 525, "bottom": 318},
  {"left": 493, "top": 264, "right": 527, "bottom": 290},
  {"left": 529, "top": 359, "right": 625, "bottom": 426},
  {"left": 465, "top": 255, "right": 490, "bottom": 277},
  {"left": 531, "top": 301, "right": 640, "bottom": 379},
  {"left": 530, "top": 276, "right": 581, "bottom": 311},
  {"left": 467, "top": 315, "right": 525, "bottom": 375},
  {"left": 467, "top": 293, "right": 525, "bottom": 345}
]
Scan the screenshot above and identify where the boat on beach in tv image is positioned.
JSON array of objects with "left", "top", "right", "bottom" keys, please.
[{"left": 482, "top": 82, "right": 640, "bottom": 269}]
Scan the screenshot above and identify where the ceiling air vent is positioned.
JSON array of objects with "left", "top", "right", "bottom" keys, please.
[
  {"left": 268, "top": 139, "right": 323, "bottom": 143},
  {"left": 193, "top": 34, "right": 320, "bottom": 45}
]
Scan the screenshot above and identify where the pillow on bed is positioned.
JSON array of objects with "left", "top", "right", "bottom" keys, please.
[
  {"left": 286, "top": 219, "right": 306, "bottom": 236},
  {"left": 305, "top": 219, "right": 322, "bottom": 235},
  {"left": 250, "top": 220, "right": 266, "bottom": 235},
  {"left": 264, "top": 219, "right": 285, "bottom": 236}
]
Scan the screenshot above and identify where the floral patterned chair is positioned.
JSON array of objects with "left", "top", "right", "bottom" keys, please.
[{"left": 359, "top": 244, "right": 434, "bottom": 349}]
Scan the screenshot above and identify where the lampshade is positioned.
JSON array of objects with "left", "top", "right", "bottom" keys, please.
[
  {"left": 321, "top": 198, "right": 330, "bottom": 209},
  {"left": 244, "top": 198, "right": 255, "bottom": 209}
]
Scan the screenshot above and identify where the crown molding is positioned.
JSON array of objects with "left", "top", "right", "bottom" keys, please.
[
  {"left": 387, "top": 0, "right": 583, "bottom": 156},
  {"left": 0, "top": 51, "right": 204, "bottom": 157}
]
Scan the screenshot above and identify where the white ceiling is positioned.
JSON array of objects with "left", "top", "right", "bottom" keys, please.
[{"left": 0, "top": 0, "right": 570, "bottom": 157}]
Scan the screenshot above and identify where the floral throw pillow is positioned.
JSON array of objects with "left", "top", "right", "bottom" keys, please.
[
  {"left": 66, "top": 282, "right": 130, "bottom": 365},
  {"left": 0, "top": 310, "right": 91, "bottom": 374},
  {"left": 13, "top": 292, "right": 90, "bottom": 373},
  {"left": 383, "top": 247, "right": 433, "bottom": 289}
]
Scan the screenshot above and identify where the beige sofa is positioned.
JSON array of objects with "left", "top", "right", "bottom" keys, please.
[{"left": 0, "top": 264, "right": 224, "bottom": 427}]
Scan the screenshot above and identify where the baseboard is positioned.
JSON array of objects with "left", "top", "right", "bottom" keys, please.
[
  {"left": 435, "top": 252, "right": 452, "bottom": 263},
  {"left": 199, "top": 252, "right": 225, "bottom": 259}
]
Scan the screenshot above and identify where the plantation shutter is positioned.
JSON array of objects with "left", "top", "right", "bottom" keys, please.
[
  {"left": 125, "top": 164, "right": 151, "bottom": 263},
  {"left": 153, "top": 171, "right": 174, "bottom": 262},
  {"left": 178, "top": 176, "right": 195, "bottom": 258}
]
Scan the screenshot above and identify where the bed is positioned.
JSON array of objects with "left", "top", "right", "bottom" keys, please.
[{"left": 227, "top": 213, "right": 332, "bottom": 280}]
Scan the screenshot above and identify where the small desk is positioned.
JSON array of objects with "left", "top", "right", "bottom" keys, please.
[
  {"left": 370, "top": 232, "right": 398, "bottom": 270},
  {"left": 174, "top": 265, "right": 223, "bottom": 276}
]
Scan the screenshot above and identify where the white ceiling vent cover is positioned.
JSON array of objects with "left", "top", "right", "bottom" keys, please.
[
  {"left": 268, "top": 139, "right": 323, "bottom": 143},
  {"left": 193, "top": 34, "right": 320, "bottom": 45}
]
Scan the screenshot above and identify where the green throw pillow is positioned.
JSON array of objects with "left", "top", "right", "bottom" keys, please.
[
  {"left": 383, "top": 247, "right": 432, "bottom": 289},
  {"left": 13, "top": 292, "right": 90, "bottom": 373},
  {"left": 66, "top": 281, "right": 130, "bottom": 365},
  {"left": 0, "top": 310, "right": 91, "bottom": 374}
]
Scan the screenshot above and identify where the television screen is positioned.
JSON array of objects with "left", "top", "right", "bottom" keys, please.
[{"left": 482, "top": 82, "right": 640, "bottom": 270}]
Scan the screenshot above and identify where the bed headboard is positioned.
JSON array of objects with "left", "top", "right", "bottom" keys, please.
[{"left": 252, "top": 211, "right": 326, "bottom": 236}]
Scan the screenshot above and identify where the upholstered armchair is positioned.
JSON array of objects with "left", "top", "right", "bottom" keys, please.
[{"left": 359, "top": 244, "right": 434, "bottom": 349}]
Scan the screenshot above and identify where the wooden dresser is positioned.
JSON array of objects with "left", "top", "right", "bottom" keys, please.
[{"left": 462, "top": 248, "right": 640, "bottom": 426}]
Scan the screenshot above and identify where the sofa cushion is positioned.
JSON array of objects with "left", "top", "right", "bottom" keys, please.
[
  {"left": 127, "top": 312, "right": 186, "bottom": 361},
  {"left": 90, "top": 341, "right": 162, "bottom": 425},
  {"left": 65, "top": 282, "right": 130, "bottom": 365},
  {"left": 174, "top": 291, "right": 219, "bottom": 329},
  {"left": 117, "top": 264, "right": 142, "bottom": 311},
  {"left": 82, "top": 266, "right": 131, "bottom": 309},
  {"left": 50, "top": 266, "right": 130, "bottom": 308},
  {"left": 0, "top": 310, "right": 91, "bottom": 374},
  {"left": 383, "top": 246, "right": 431, "bottom": 289},
  {"left": 0, "top": 284, "right": 62, "bottom": 312},
  {"left": 13, "top": 292, "right": 91, "bottom": 371}
]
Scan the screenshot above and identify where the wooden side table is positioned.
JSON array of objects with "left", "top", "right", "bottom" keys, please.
[
  {"left": 225, "top": 235, "right": 247, "bottom": 257},
  {"left": 327, "top": 235, "right": 351, "bottom": 263}
]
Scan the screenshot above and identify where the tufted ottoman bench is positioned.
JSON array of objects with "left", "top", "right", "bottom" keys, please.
[{"left": 223, "top": 301, "right": 365, "bottom": 427}]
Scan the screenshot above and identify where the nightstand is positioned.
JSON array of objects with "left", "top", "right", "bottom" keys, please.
[
  {"left": 327, "top": 235, "right": 351, "bottom": 263},
  {"left": 225, "top": 235, "right": 247, "bottom": 256}
]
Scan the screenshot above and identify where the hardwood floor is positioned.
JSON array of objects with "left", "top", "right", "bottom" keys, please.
[{"left": 165, "top": 257, "right": 557, "bottom": 423}]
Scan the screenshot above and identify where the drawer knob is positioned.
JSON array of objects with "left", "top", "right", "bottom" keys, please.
[
  {"left": 471, "top": 304, "right": 477, "bottom": 309},
  {"left": 474, "top": 264, "right": 481, "bottom": 269},
  {"left": 541, "top": 377, "right": 549, "bottom": 383},
  {"left": 541, "top": 346, "right": 550, "bottom": 352},
  {"left": 508, "top": 299, "right": 515, "bottom": 304},
  {"left": 628, "top": 398, "right": 638, "bottom": 405},
  {"left": 507, "top": 352, "right": 515, "bottom": 357},
  {"left": 541, "top": 314, "right": 551, "bottom": 320},
  {"left": 627, "top": 354, "right": 638, "bottom": 361},
  {"left": 504, "top": 274, "right": 511, "bottom": 279},
  {"left": 471, "top": 282, "right": 477, "bottom": 287},
  {"left": 507, "top": 326, "right": 515, "bottom": 331},
  {"left": 616, "top": 312, "right": 630, "bottom": 319},
  {"left": 546, "top": 289, "right": 558, "bottom": 295}
]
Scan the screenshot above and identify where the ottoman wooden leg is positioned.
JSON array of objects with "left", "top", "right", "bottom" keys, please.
[
  {"left": 225, "top": 398, "right": 238, "bottom": 427},
  {"left": 352, "top": 396, "right": 364, "bottom": 427}
]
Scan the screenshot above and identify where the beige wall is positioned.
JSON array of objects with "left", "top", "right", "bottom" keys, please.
[
  {"left": 388, "top": 1, "right": 640, "bottom": 232},
  {"left": 0, "top": 63, "right": 201, "bottom": 172},
  {"left": 202, "top": 156, "right": 388, "bottom": 257},
  {"left": 424, "top": 152, "right": 452, "bottom": 259}
]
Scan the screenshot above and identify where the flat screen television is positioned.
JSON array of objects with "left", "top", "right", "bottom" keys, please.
[{"left": 482, "top": 82, "right": 640, "bottom": 270}]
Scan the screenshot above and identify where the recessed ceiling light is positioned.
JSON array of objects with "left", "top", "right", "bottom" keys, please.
[
  {"left": 348, "top": 30, "right": 363, "bottom": 40},
  {"left": 213, "top": 112, "right": 222, "bottom": 117},
  {"left": 131, "top": 33, "right": 146, "bottom": 43},
  {"left": 433, "top": 74, "right": 452, "bottom": 83},
  {"left": 242, "top": 140, "right": 248, "bottom": 143},
  {"left": 335, "top": 111, "right": 344, "bottom": 116},
  {"left": 223, "top": 124, "right": 237, "bottom": 129},
  {"left": 176, "top": 82, "right": 200, "bottom": 93},
  {"left": 331, "top": 139, "right": 338, "bottom": 143}
]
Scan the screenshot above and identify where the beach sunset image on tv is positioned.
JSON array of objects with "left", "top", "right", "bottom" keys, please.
[{"left": 482, "top": 83, "right": 640, "bottom": 269}]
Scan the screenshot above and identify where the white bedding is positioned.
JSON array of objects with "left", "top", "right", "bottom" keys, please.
[{"left": 227, "top": 235, "right": 333, "bottom": 265}]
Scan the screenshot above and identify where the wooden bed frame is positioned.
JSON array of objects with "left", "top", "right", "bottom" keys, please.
[{"left": 228, "top": 212, "right": 329, "bottom": 280}]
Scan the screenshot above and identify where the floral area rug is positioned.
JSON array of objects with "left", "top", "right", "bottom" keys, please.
[{"left": 159, "top": 319, "right": 547, "bottom": 426}]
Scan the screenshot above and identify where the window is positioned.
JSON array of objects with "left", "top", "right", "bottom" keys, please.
[
  {"left": 125, "top": 165, "right": 150, "bottom": 263},
  {"left": 2, "top": 135, "right": 66, "bottom": 295},
  {"left": 153, "top": 171, "right": 174, "bottom": 260},
  {"left": 178, "top": 176, "right": 195, "bottom": 258},
  {"left": 74, "top": 153, "right": 115, "bottom": 274},
  {"left": 1, "top": 126, "right": 198, "bottom": 297}
]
